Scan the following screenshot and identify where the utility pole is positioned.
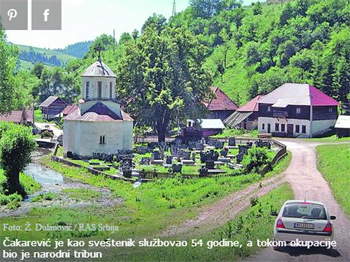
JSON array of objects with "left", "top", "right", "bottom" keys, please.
[
  {"left": 113, "top": 29, "right": 116, "bottom": 53},
  {"left": 172, "top": 0, "right": 176, "bottom": 17}
]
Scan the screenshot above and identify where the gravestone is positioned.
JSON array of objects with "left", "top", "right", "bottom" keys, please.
[
  {"left": 236, "top": 153, "right": 244, "bottom": 164},
  {"left": 214, "top": 141, "right": 224, "bottom": 149},
  {"left": 152, "top": 151, "right": 162, "bottom": 160},
  {"left": 136, "top": 146, "right": 148, "bottom": 155},
  {"left": 188, "top": 141, "right": 196, "bottom": 150},
  {"left": 205, "top": 160, "right": 215, "bottom": 170},
  {"left": 238, "top": 145, "right": 248, "bottom": 155},
  {"left": 195, "top": 142, "right": 204, "bottom": 151},
  {"left": 182, "top": 151, "right": 191, "bottom": 160},
  {"left": 221, "top": 148, "right": 228, "bottom": 157},
  {"left": 166, "top": 156, "right": 173, "bottom": 165},
  {"left": 199, "top": 167, "right": 209, "bottom": 177},
  {"left": 228, "top": 137, "right": 236, "bottom": 147},
  {"left": 191, "top": 152, "right": 196, "bottom": 161},
  {"left": 140, "top": 157, "right": 151, "bottom": 165},
  {"left": 172, "top": 164, "right": 182, "bottom": 173}
]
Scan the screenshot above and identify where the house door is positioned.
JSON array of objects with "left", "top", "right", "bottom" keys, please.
[
  {"left": 267, "top": 124, "right": 271, "bottom": 133},
  {"left": 287, "top": 124, "right": 293, "bottom": 137}
]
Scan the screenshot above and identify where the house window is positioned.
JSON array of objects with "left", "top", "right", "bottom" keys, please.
[
  {"left": 86, "top": 82, "right": 90, "bottom": 99},
  {"left": 98, "top": 82, "right": 102, "bottom": 99},
  {"left": 110, "top": 82, "right": 113, "bottom": 98},
  {"left": 275, "top": 123, "right": 279, "bottom": 132},
  {"left": 262, "top": 123, "right": 265, "bottom": 130},
  {"left": 296, "top": 108, "right": 301, "bottom": 114},
  {"left": 295, "top": 125, "right": 300, "bottom": 133},
  {"left": 328, "top": 108, "right": 333, "bottom": 113},
  {"left": 99, "top": 135, "right": 106, "bottom": 144},
  {"left": 267, "top": 106, "right": 271, "bottom": 112},
  {"left": 302, "top": 125, "right": 306, "bottom": 134},
  {"left": 281, "top": 124, "right": 285, "bottom": 132}
]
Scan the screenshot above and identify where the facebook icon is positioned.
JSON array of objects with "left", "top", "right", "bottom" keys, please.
[
  {"left": 43, "top": 9, "right": 50, "bottom": 22},
  {"left": 32, "top": 0, "right": 61, "bottom": 30}
]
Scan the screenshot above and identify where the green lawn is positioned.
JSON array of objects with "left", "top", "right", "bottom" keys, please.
[
  {"left": 0, "top": 170, "right": 41, "bottom": 208},
  {"left": 317, "top": 144, "right": 350, "bottom": 217},
  {"left": 103, "top": 183, "right": 294, "bottom": 261}
]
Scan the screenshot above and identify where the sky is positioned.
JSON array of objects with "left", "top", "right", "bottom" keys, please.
[{"left": 6, "top": 0, "right": 264, "bottom": 49}]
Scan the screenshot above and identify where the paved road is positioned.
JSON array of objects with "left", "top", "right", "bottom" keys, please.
[{"left": 243, "top": 140, "right": 350, "bottom": 262}]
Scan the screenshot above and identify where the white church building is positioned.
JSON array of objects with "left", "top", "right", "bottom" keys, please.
[{"left": 63, "top": 59, "right": 133, "bottom": 158}]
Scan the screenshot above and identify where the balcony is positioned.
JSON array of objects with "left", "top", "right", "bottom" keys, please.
[{"left": 273, "top": 110, "right": 288, "bottom": 118}]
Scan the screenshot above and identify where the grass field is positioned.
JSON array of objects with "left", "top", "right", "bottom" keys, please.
[
  {"left": 316, "top": 144, "right": 350, "bottom": 216},
  {"left": 0, "top": 152, "right": 291, "bottom": 260},
  {"left": 0, "top": 170, "right": 41, "bottom": 208}
]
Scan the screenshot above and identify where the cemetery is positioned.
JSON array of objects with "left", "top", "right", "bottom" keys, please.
[{"left": 53, "top": 137, "right": 284, "bottom": 181}]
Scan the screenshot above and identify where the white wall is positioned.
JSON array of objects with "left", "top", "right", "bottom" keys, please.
[
  {"left": 63, "top": 120, "right": 133, "bottom": 157},
  {"left": 312, "top": 119, "right": 337, "bottom": 136},
  {"left": 258, "top": 117, "right": 311, "bottom": 138},
  {"left": 82, "top": 76, "right": 116, "bottom": 101}
]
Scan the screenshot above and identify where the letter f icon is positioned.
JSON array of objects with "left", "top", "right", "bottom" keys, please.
[{"left": 43, "top": 9, "right": 50, "bottom": 22}]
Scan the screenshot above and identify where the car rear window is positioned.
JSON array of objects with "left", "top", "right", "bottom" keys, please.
[{"left": 282, "top": 203, "right": 327, "bottom": 220}]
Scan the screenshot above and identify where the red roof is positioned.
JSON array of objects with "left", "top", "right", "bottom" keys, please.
[
  {"left": 62, "top": 105, "right": 78, "bottom": 116},
  {"left": 204, "top": 87, "right": 238, "bottom": 111},
  {"left": 259, "top": 83, "right": 339, "bottom": 107},
  {"left": 0, "top": 111, "right": 24, "bottom": 123},
  {"left": 310, "top": 86, "right": 339, "bottom": 106},
  {"left": 65, "top": 102, "right": 133, "bottom": 122},
  {"left": 237, "top": 95, "right": 264, "bottom": 112}
]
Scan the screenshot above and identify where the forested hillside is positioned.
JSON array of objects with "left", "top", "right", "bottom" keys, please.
[
  {"left": 1, "top": 0, "right": 349, "bottom": 132},
  {"left": 63, "top": 0, "right": 350, "bottom": 106},
  {"left": 54, "top": 41, "right": 94, "bottom": 58}
]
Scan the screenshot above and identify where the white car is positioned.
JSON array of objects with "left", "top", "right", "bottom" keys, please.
[{"left": 272, "top": 200, "right": 336, "bottom": 250}]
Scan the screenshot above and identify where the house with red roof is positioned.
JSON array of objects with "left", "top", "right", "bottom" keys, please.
[
  {"left": 0, "top": 109, "right": 34, "bottom": 126},
  {"left": 258, "top": 83, "right": 339, "bottom": 138},
  {"left": 204, "top": 87, "right": 238, "bottom": 121},
  {"left": 224, "top": 95, "right": 264, "bottom": 130}
]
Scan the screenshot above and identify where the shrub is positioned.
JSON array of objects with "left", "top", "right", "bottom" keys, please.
[{"left": 242, "top": 147, "right": 270, "bottom": 174}]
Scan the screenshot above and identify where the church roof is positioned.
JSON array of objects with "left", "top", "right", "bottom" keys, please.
[
  {"left": 65, "top": 102, "right": 133, "bottom": 122},
  {"left": 82, "top": 60, "right": 117, "bottom": 78}
]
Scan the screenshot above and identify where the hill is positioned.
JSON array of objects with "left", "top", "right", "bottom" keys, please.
[
  {"left": 67, "top": 0, "right": 349, "bottom": 107},
  {"left": 54, "top": 41, "right": 94, "bottom": 58},
  {"left": 17, "top": 44, "right": 77, "bottom": 69}
]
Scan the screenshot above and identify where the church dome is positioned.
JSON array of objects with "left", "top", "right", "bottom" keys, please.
[{"left": 82, "top": 60, "right": 117, "bottom": 78}]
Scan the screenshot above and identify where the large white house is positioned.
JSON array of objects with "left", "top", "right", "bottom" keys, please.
[
  {"left": 258, "top": 83, "right": 339, "bottom": 138},
  {"left": 63, "top": 60, "right": 133, "bottom": 158}
]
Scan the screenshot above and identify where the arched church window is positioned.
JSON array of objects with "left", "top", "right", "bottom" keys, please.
[
  {"left": 98, "top": 82, "right": 102, "bottom": 99},
  {"left": 110, "top": 82, "right": 113, "bottom": 99},
  {"left": 86, "top": 82, "right": 90, "bottom": 99}
]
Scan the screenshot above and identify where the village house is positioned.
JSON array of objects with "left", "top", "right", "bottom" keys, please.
[
  {"left": 224, "top": 95, "right": 264, "bottom": 131},
  {"left": 0, "top": 109, "right": 34, "bottom": 126},
  {"left": 40, "top": 96, "right": 67, "bottom": 120},
  {"left": 204, "top": 87, "right": 238, "bottom": 121},
  {"left": 258, "top": 83, "right": 339, "bottom": 138},
  {"left": 335, "top": 115, "right": 350, "bottom": 137},
  {"left": 63, "top": 59, "right": 133, "bottom": 158}
]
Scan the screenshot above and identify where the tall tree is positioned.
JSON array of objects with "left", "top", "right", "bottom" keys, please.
[
  {"left": 0, "top": 28, "right": 18, "bottom": 113},
  {"left": 0, "top": 122, "right": 36, "bottom": 195},
  {"left": 116, "top": 26, "right": 212, "bottom": 142}
]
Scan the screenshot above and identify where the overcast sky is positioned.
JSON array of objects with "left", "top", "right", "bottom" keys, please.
[{"left": 6, "top": 0, "right": 264, "bottom": 49}]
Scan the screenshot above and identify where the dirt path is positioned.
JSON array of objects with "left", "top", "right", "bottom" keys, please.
[
  {"left": 243, "top": 140, "right": 350, "bottom": 262},
  {"left": 161, "top": 139, "right": 350, "bottom": 261},
  {"left": 161, "top": 174, "right": 287, "bottom": 237}
]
